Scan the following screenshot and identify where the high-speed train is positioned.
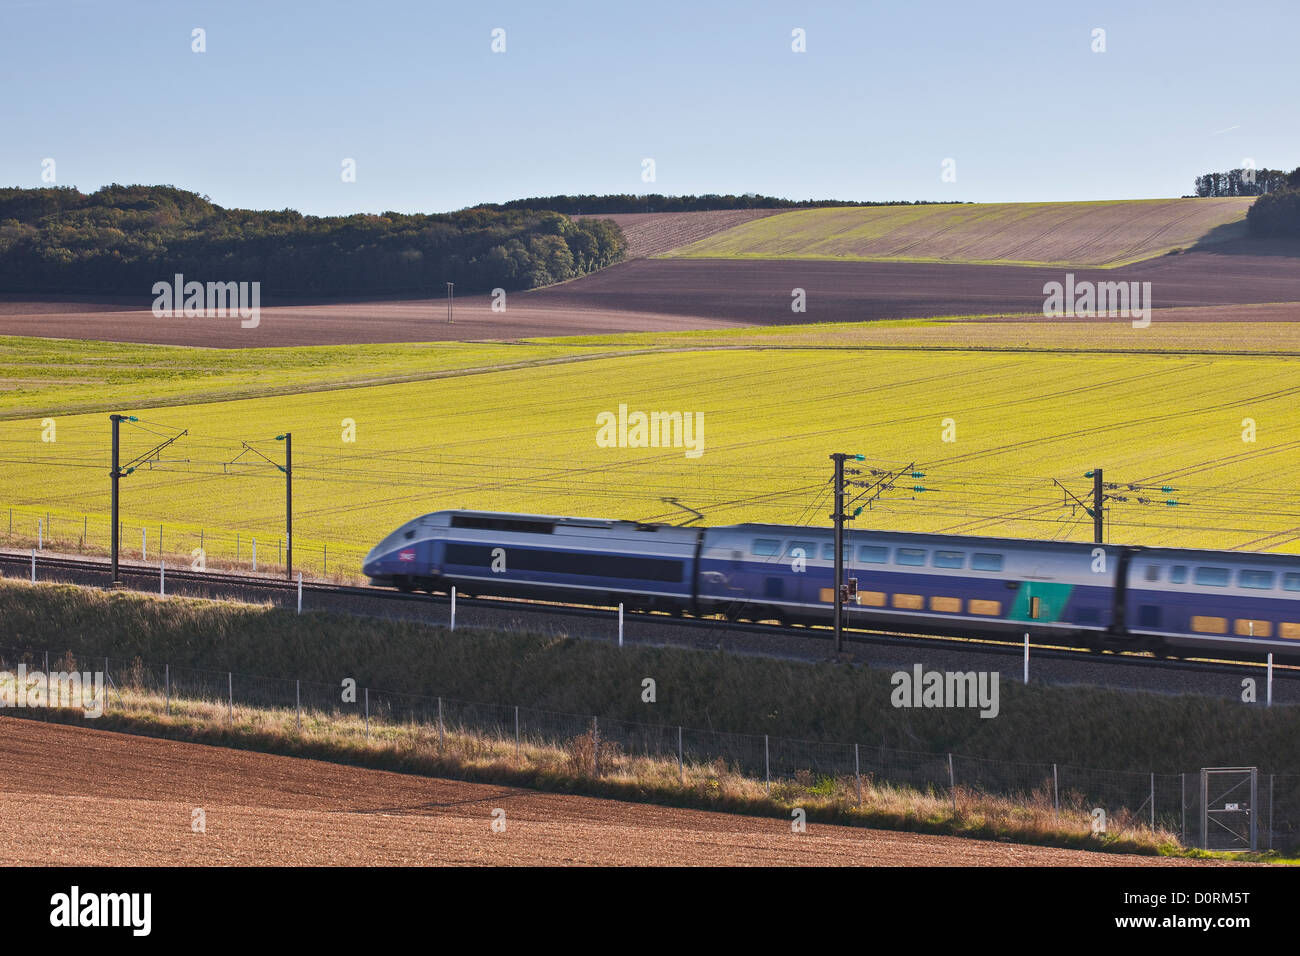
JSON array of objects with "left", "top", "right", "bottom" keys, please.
[{"left": 362, "top": 509, "right": 1300, "bottom": 660}]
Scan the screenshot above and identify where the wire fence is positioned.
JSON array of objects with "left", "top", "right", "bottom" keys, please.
[
  {"left": 0, "top": 642, "right": 1293, "bottom": 852},
  {"left": 0, "top": 503, "right": 366, "bottom": 580}
]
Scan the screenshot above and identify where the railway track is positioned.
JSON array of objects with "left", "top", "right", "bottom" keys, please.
[{"left": 1, "top": 547, "right": 1297, "bottom": 703}]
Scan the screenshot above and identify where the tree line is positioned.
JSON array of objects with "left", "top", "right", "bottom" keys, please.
[
  {"left": 0, "top": 185, "right": 627, "bottom": 298},
  {"left": 482, "top": 193, "right": 961, "bottom": 215},
  {"left": 1194, "top": 166, "right": 1300, "bottom": 198}
]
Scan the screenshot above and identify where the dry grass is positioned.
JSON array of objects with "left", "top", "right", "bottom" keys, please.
[{"left": 45, "top": 680, "right": 1184, "bottom": 858}]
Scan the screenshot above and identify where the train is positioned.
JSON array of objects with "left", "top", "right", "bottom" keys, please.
[{"left": 362, "top": 509, "right": 1300, "bottom": 661}]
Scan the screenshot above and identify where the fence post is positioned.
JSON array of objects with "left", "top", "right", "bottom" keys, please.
[
  {"left": 618, "top": 602, "right": 623, "bottom": 646},
  {"left": 160, "top": 559, "right": 165, "bottom": 596},
  {"left": 1052, "top": 763, "right": 1059, "bottom": 823},
  {"left": 950, "top": 753, "right": 957, "bottom": 817},
  {"left": 253, "top": 538, "right": 257, "bottom": 572},
  {"left": 297, "top": 572, "right": 302, "bottom": 614},
  {"left": 83, "top": 515, "right": 87, "bottom": 546},
  {"left": 324, "top": 544, "right": 327, "bottom": 575},
  {"left": 514, "top": 705, "right": 520, "bottom": 758},
  {"left": 142, "top": 527, "right": 146, "bottom": 562},
  {"left": 236, "top": 533, "right": 239, "bottom": 560},
  {"left": 1181, "top": 773, "right": 1186, "bottom": 845},
  {"left": 1267, "top": 653, "right": 1273, "bottom": 707},
  {"left": 438, "top": 697, "right": 444, "bottom": 749},
  {"left": 44, "top": 650, "right": 48, "bottom": 674},
  {"left": 1268, "top": 775, "right": 1274, "bottom": 851},
  {"left": 296, "top": 679, "right": 301, "bottom": 732},
  {"left": 364, "top": 687, "right": 369, "bottom": 741},
  {"left": 764, "top": 734, "right": 770, "bottom": 795},
  {"left": 856, "top": 743, "right": 863, "bottom": 807},
  {"left": 1023, "top": 632, "right": 1029, "bottom": 684},
  {"left": 165, "top": 664, "right": 170, "bottom": 716},
  {"left": 30, "top": 548, "right": 35, "bottom": 583},
  {"left": 678, "top": 726, "right": 683, "bottom": 784},
  {"left": 38, "top": 518, "right": 42, "bottom": 551},
  {"left": 450, "top": 587, "right": 456, "bottom": 631}
]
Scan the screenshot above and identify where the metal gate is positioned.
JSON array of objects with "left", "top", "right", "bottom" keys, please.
[{"left": 1201, "top": 767, "right": 1257, "bottom": 851}]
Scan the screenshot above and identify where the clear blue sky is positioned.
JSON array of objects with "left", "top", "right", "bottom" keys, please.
[{"left": 2, "top": 0, "right": 1296, "bottom": 215}]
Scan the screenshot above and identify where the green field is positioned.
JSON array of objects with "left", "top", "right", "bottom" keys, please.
[
  {"left": 666, "top": 198, "right": 1254, "bottom": 267},
  {"left": 3, "top": 322, "right": 1300, "bottom": 575}
]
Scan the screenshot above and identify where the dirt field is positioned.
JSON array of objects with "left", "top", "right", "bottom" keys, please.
[
  {"left": 0, "top": 718, "right": 1210, "bottom": 866},
  {"left": 2, "top": 243, "right": 1297, "bottom": 347},
  {"left": 574, "top": 208, "right": 786, "bottom": 257}
]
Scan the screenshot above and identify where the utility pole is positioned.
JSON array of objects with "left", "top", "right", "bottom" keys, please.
[
  {"left": 108, "top": 413, "right": 181, "bottom": 585},
  {"left": 277, "top": 432, "right": 292, "bottom": 579},
  {"left": 1092, "top": 467, "right": 1104, "bottom": 544},
  {"left": 110, "top": 414, "right": 123, "bottom": 584},
  {"left": 831, "top": 453, "right": 846, "bottom": 653}
]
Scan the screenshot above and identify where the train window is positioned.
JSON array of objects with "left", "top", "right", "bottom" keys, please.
[
  {"left": 1144, "top": 565, "right": 1161, "bottom": 582},
  {"left": 1191, "top": 615, "right": 1228, "bottom": 634},
  {"left": 450, "top": 515, "right": 554, "bottom": 534},
  {"left": 1281, "top": 623, "right": 1300, "bottom": 639},
  {"left": 968, "top": 599, "right": 1001, "bottom": 615},
  {"left": 971, "top": 553, "right": 1003, "bottom": 571},
  {"left": 933, "top": 551, "right": 964, "bottom": 569},
  {"left": 820, "top": 543, "right": 850, "bottom": 560},
  {"left": 896, "top": 548, "right": 927, "bottom": 566},
  {"left": 1170, "top": 566, "right": 1187, "bottom": 584},
  {"left": 858, "top": 545, "right": 889, "bottom": 563},
  {"left": 404, "top": 529, "right": 416, "bottom": 540},
  {"left": 1029, "top": 596, "right": 1042, "bottom": 619},
  {"left": 443, "top": 543, "right": 684, "bottom": 582},
  {"left": 1234, "top": 619, "right": 1272, "bottom": 637},
  {"left": 1238, "top": 570, "right": 1274, "bottom": 590},
  {"left": 786, "top": 541, "right": 817, "bottom": 557},
  {"left": 752, "top": 539, "right": 780, "bottom": 556},
  {"left": 1194, "top": 567, "right": 1230, "bottom": 587},
  {"left": 1138, "top": 605, "right": 1160, "bottom": 627},
  {"left": 1283, "top": 573, "right": 1300, "bottom": 592}
]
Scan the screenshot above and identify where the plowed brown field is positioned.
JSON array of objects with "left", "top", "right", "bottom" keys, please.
[
  {"left": 2, "top": 243, "right": 1297, "bottom": 347},
  {"left": 575, "top": 208, "right": 785, "bottom": 258},
  {"left": 0, "top": 719, "right": 1215, "bottom": 866}
]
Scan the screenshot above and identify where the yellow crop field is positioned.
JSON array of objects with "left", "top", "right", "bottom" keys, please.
[
  {"left": 667, "top": 198, "right": 1255, "bottom": 267},
  {"left": 3, "top": 336, "right": 1299, "bottom": 576}
]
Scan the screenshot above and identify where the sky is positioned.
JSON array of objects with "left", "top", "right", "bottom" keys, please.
[{"left": 1, "top": 0, "right": 1296, "bottom": 216}]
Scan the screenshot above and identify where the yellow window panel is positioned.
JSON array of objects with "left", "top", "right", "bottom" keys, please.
[
  {"left": 892, "top": 593, "right": 923, "bottom": 610},
  {"left": 968, "top": 599, "right": 1002, "bottom": 616},
  {"left": 819, "top": 588, "right": 835, "bottom": 603},
  {"left": 1191, "top": 615, "right": 1227, "bottom": 634},
  {"left": 929, "top": 596, "right": 961, "bottom": 613},
  {"left": 1280, "top": 622, "right": 1300, "bottom": 640},
  {"left": 1234, "top": 619, "right": 1272, "bottom": 638},
  {"left": 859, "top": 591, "right": 886, "bottom": 607}
]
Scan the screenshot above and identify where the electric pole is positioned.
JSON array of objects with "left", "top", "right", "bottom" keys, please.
[
  {"left": 277, "top": 432, "right": 292, "bottom": 579},
  {"left": 110, "top": 414, "right": 123, "bottom": 583},
  {"left": 831, "top": 453, "right": 846, "bottom": 653},
  {"left": 108, "top": 414, "right": 183, "bottom": 585},
  {"left": 1092, "top": 467, "right": 1104, "bottom": 544}
]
